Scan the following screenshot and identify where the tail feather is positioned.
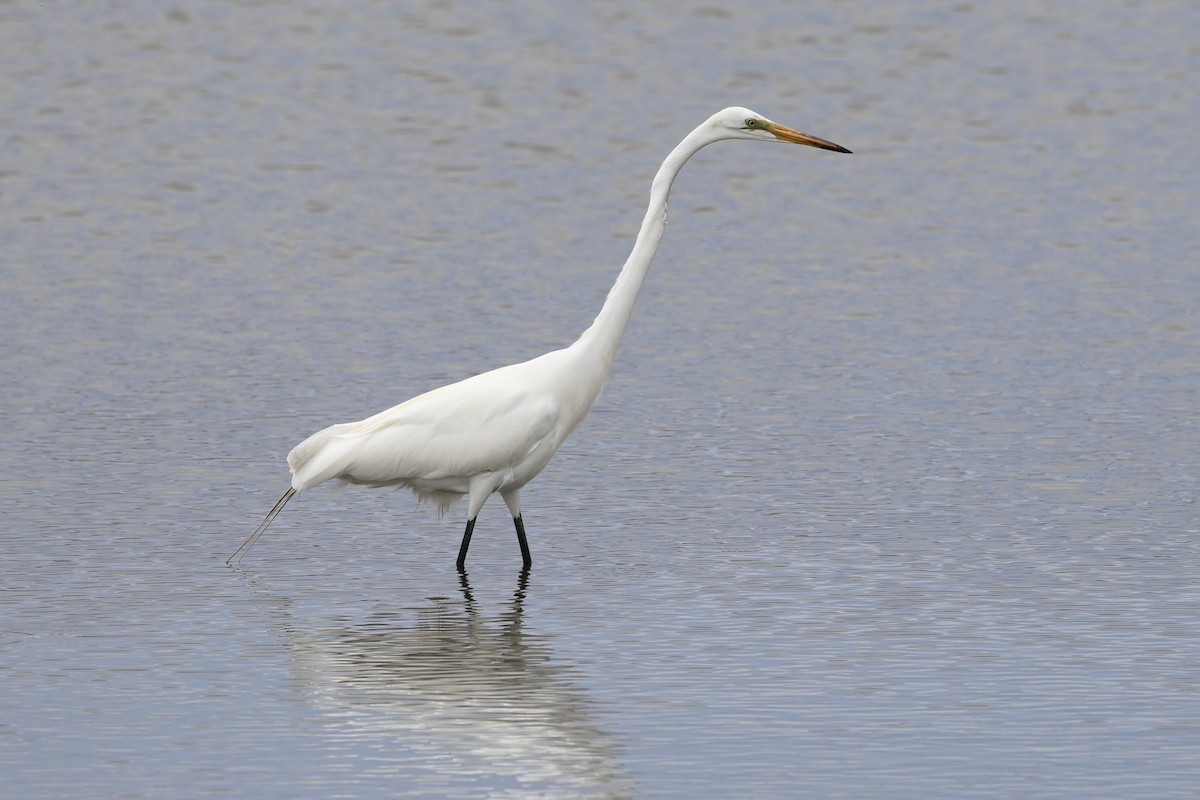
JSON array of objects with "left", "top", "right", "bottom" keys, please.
[
  {"left": 227, "top": 486, "right": 296, "bottom": 564},
  {"left": 287, "top": 423, "right": 359, "bottom": 490}
]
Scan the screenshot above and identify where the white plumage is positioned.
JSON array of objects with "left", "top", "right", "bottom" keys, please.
[
  {"left": 228, "top": 107, "right": 850, "bottom": 569},
  {"left": 288, "top": 351, "right": 580, "bottom": 516}
]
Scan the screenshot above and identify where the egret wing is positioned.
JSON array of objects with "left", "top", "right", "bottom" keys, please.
[{"left": 289, "top": 362, "right": 562, "bottom": 489}]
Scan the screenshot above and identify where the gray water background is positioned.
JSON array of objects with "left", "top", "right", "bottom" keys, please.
[{"left": 2, "top": 1, "right": 1198, "bottom": 797}]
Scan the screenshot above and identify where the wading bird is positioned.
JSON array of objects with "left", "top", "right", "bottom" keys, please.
[{"left": 229, "top": 106, "right": 850, "bottom": 570}]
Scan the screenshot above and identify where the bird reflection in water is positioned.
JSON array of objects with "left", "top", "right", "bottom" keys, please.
[{"left": 285, "top": 570, "right": 632, "bottom": 798}]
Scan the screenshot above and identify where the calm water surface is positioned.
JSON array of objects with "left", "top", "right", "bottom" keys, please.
[{"left": 2, "top": 1, "right": 1198, "bottom": 798}]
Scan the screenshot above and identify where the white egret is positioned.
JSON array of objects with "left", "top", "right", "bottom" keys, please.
[{"left": 229, "top": 106, "right": 850, "bottom": 570}]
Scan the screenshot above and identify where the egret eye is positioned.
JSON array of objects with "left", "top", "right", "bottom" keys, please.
[{"left": 745, "top": 118, "right": 758, "bottom": 128}]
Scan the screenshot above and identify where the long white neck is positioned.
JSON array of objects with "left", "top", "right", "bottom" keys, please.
[{"left": 571, "top": 124, "right": 718, "bottom": 371}]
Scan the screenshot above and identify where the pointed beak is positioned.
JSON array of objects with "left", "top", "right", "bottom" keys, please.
[{"left": 766, "top": 123, "right": 852, "bottom": 154}]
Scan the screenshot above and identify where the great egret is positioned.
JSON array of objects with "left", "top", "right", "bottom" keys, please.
[{"left": 229, "top": 106, "right": 850, "bottom": 569}]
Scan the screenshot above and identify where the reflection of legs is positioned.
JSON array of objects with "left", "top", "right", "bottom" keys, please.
[
  {"left": 509, "top": 567, "right": 530, "bottom": 614},
  {"left": 513, "top": 515, "right": 532, "bottom": 570},
  {"left": 456, "top": 517, "right": 476, "bottom": 572},
  {"left": 457, "top": 567, "right": 476, "bottom": 608}
]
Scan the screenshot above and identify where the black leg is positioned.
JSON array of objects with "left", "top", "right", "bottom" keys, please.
[
  {"left": 513, "top": 514, "right": 532, "bottom": 570},
  {"left": 456, "top": 517, "right": 476, "bottom": 572}
]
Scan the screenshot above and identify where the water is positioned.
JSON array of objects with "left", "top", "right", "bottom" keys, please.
[{"left": 2, "top": 1, "right": 1198, "bottom": 797}]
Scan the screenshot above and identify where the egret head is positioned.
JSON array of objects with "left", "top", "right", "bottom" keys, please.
[{"left": 707, "top": 106, "right": 851, "bottom": 153}]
